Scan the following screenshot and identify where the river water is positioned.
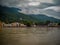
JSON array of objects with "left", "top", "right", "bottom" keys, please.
[{"left": 0, "top": 27, "right": 60, "bottom": 45}]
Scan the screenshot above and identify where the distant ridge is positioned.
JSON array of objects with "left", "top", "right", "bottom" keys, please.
[{"left": 0, "top": 5, "right": 60, "bottom": 23}]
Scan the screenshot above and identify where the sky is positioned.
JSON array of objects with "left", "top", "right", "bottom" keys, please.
[
  {"left": 0, "top": 0, "right": 53, "bottom": 7},
  {"left": 0, "top": 0, "right": 60, "bottom": 19}
]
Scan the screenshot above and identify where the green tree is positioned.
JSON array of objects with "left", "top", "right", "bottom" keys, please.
[
  {"left": 58, "top": 22, "right": 60, "bottom": 25},
  {"left": 44, "top": 20, "right": 51, "bottom": 25},
  {"left": 23, "top": 20, "right": 33, "bottom": 27}
]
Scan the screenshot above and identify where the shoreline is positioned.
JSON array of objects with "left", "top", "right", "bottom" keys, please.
[{"left": 2, "top": 26, "right": 60, "bottom": 28}]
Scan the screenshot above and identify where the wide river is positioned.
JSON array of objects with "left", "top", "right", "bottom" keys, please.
[{"left": 0, "top": 27, "right": 60, "bottom": 45}]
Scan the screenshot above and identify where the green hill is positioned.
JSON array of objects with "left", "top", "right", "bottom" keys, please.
[{"left": 0, "top": 5, "right": 60, "bottom": 25}]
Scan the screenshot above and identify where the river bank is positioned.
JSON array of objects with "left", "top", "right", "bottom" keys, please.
[{"left": 2, "top": 25, "right": 60, "bottom": 28}]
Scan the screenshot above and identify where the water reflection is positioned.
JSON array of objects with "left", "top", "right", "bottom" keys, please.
[{"left": 1, "top": 27, "right": 60, "bottom": 45}]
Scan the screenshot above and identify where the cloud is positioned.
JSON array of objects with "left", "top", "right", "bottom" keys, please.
[
  {"left": 19, "top": 8, "right": 42, "bottom": 14},
  {"left": 43, "top": 6, "right": 60, "bottom": 12},
  {"left": 28, "top": 2, "right": 40, "bottom": 6},
  {"left": 0, "top": 0, "right": 29, "bottom": 7},
  {"left": 0, "top": 0, "right": 60, "bottom": 19},
  {"left": 19, "top": 6, "right": 60, "bottom": 19},
  {"left": 42, "top": 6, "right": 60, "bottom": 19},
  {"left": 53, "top": 0, "right": 60, "bottom": 5},
  {"left": 0, "top": 0, "right": 53, "bottom": 7}
]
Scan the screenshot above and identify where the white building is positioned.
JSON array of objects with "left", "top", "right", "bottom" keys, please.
[{"left": 48, "top": 23, "right": 58, "bottom": 27}]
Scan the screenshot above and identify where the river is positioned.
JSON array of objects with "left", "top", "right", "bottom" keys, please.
[{"left": 0, "top": 27, "right": 60, "bottom": 45}]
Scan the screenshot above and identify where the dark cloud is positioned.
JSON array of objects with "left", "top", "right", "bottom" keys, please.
[
  {"left": 0, "top": 0, "right": 28, "bottom": 7},
  {"left": 1, "top": 0, "right": 60, "bottom": 7},
  {"left": 53, "top": 0, "right": 60, "bottom": 5},
  {"left": 0, "top": 0, "right": 53, "bottom": 7}
]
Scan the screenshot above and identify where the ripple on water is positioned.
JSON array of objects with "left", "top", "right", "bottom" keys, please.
[{"left": 1, "top": 27, "right": 60, "bottom": 45}]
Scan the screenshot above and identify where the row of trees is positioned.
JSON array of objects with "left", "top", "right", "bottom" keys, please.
[
  {"left": 18, "top": 20, "right": 60, "bottom": 26},
  {"left": 0, "top": 19, "right": 60, "bottom": 27},
  {"left": 1, "top": 10, "right": 60, "bottom": 27}
]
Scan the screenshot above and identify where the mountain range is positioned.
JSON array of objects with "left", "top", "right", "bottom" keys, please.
[{"left": 0, "top": 5, "right": 60, "bottom": 23}]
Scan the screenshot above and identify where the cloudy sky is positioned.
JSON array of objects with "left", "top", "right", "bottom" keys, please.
[
  {"left": 0, "top": 0, "right": 60, "bottom": 19},
  {"left": 0, "top": 0, "right": 53, "bottom": 7}
]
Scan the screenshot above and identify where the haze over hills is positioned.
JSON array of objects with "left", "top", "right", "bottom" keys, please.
[
  {"left": 19, "top": 2, "right": 56, "bottom": 14},
  {"left": 19, "top": 2, "right": 60, "bottom": 19}
]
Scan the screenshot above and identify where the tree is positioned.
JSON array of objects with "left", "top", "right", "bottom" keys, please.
[
  {"left": 44, "top": 20, "right": 51, "bottom": 25},
  {"left": 58, "top": 22, "right": 60, "bottom": 25},
  {"left": 22, "top": 20, "right": 33, "bottom": 27}
]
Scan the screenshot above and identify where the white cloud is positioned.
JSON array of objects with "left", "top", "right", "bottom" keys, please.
[
  {"left": 28, "top": 0, "right": 52, "bottom": 3},
  {"left": 42, "top": 6, "right": 60, "bottom": 19},
  {"left": 28, "top": 2, "right": 40, "bottom": 6},
  {"left": 19, "top": 8, "right": 42, "bottom": 14},
  {"left": 44, "top": 6, "right": 60, "bottom": 12}
]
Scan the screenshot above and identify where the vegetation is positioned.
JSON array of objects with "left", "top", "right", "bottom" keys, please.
[
  {"left": 58, "top": 23, "right": 60, "bottom": 25},
  {"left": 0, "top": 5, "right": 60, "bottom": 26},
  {"left": 0, "top": 11, "right": 60, "bottom": 26}
]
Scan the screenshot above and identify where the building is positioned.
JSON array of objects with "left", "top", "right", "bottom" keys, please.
[
  {"left": 48, "top": 23, "right": 58, "bottom": 27},
  {"left": 11, "top": 22, "right": 26, "bottom": 27},
  {"left": 20, "top": 23, "right": 26, "bottom": 27},
  {"left": 3, "top": 23, "right": 12, "bottom": 27},
  {"left": 2, "top": 22, "right": 27, "bottom": 27},
  {"left": 11, "top": 22, "right": 20, "bottom": 27}
]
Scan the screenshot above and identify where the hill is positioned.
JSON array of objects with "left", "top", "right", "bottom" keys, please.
[
  {"left": 0, "top": 5, "right": 60, "bottom": 24},
  {"left": 29, "top": 14, "right": 60, "bottom": 23},
  {"left": 0, "top": 5, "right": 38, "bottom": 23}
]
